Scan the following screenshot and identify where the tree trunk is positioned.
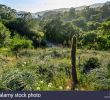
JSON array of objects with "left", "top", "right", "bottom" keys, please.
[{"left": 71, "top": 36, "right": 78, "bottom": 90}]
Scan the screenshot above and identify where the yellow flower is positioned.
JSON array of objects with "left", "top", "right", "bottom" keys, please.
[
  {"left": 37, "top": 87, "right": 40, "bottom": 90},
  {"left": 66, "top": 86, "right": 70, "bottom": 90},
  {"left": 48, "top": 83, "right": 52, "bottom": 87},
  {"left": 59, "top": 86, "right": 63, "bottom": 90}
]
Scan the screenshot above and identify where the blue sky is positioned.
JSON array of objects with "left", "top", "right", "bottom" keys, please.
[{"left": 0, "top": 0, "right": 109, "bottom": 12}]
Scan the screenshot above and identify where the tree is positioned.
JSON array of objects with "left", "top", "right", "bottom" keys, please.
[
  {"left": 62, "top": 22, "right": 80, "bottom": 46},
  {"left": 0, "top": 4, "right": 16, "bottom": 20},
  {"left": 44, "top": 19, "right": 80, "bottom": 45},
  {"left": 100, "top": 21, "right": 110, "bottom": 34},
  {"left": 97, "top": 34, "right": 110, "bottom": 50},
  {"left": 5, "top": 18, "right": 44, "bottom": 47},
  {"left": 82, "top": 6, "right": 96, "bottom": 21},
  {"left": 11, "top": 34, "right": 33, "bottom": 58},
  {"left": 101, "top": 2, "right": 110, "bottom": 19},
  {"left": 72, "top": 18, "right": 87, "bottom": 31},
  {"left": 44, "top": 18, "right": 63, "bottom": 43},
  {"left": 0, "top": 22, "right": 10, "bottom": 47},
  {"left": 17, "top": 12, "right": 32, "bottom": 20},
  {"left": 81, "top": 31, "right": 98, "bottom": 49},
  {"left": 69, "top": 7, "right": 76, "bottom": 19},
  {"left": 87, "top": 21, "right": 101, "bottom": 31}
]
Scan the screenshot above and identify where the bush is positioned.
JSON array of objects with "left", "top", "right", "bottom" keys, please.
[
  {"left": 83, "top": 57, "right": 100, "bottom": 73},
  {"left": 87, "top": 68, "right": 110, "bottom": 90},
  {"left": 107, "top": 62, "right": 110, "bottom": 75},
  {"left": 51, "top": 50, "right": 62, "bottom": 58},
  {"left": 3, "top": 69, "right": 37, "bottom": 90},
  {"left": 0, "top": 22, "right": 11, "bottom": 47},
  {"left": 97, "top": 35, "right": 110, "bottom": 50},
  {"left": 36, "top": 64, "right": 55, "bottom": 82},
  {"left": 11, "top": 34, "right": 33, "bottom": 51},
  {"left": 81, "top": 31, "right": 98, "bottom": 49}
]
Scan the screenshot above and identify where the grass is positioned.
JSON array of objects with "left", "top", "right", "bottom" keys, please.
[{"left": 0, "top": 47, "right": 110, "bottom": 91}]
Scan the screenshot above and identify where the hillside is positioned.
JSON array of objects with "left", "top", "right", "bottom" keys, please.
[
  {"left": 33, "top": 3, "right": 104, "bottom": 18},
  {"left": 0, "top": 2, "right": 105, "bottom": 18}
]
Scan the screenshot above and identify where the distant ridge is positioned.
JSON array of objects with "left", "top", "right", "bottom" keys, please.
[
  {"left": 32, "top": 3, "right": 104, "bottom": 18},
  {"left": 0, "top": 2, "right": 104, "bottom": 18}
]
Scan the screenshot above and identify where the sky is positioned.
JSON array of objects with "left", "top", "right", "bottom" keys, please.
[{"left": 0, "top": 0, "right": 109, "bottom": 13}]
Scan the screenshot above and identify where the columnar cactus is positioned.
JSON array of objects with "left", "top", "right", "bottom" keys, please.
[{"left": 71, "top": 36, "right": 78, "bottom": 90}]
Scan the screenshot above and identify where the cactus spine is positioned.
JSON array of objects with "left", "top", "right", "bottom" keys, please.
[{"left": 71, "top": 36, "right": 78, "bottom": 90}]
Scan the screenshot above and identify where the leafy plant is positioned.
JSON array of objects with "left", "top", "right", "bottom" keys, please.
[{"left": 83, "top": 57, "right": 100, "bottom": 73}]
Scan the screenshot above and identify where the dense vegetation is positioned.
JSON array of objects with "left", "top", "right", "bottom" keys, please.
[
  {"left": 0, "top": 48, "right": 110, "bottom": 90},
  {"left": 0, "top": 2, "right": 110, "bottom": 91}
]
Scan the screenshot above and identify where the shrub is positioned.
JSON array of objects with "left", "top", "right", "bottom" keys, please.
[
  {"left": 87, "top": 68, "right": 110, "bottom": 90},
  {"left": 51, "top": 50, "right": 62, "bottom": 58},
  {"left": 3, "top": 69, "right": 37, "bottom": 90},
  {"left": 81, "top": 31, "right": 98, "bottom": 49},
  {"left": 7, "top": 77, "right": 26, "bottom": 91},
  {"left": 107, "top": 62, "right": 110, "bottom": 75},
  {"left": 83, "top": 57, "right": 100, "bottom": 73},
  {"left": 36, "top": 64, "right": 55, "bottom": 82},
  {"left": 0, "top": 22, "right": 11, "bottom": 47},
  {"left": 11, "top": 34, "right": 33, "bottom": 52}
]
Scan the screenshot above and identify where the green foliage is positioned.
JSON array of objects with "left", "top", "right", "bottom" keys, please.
[
  {"left": 83, "top": 57, "right": 100, "bottom": 73},
  {"left": 81, "top": 6, "right": 96, "bottom": 21},
  {"left": 0, "top": 22, "right": 10, "bottom": 47},
  {"left": 86, "top": 68, "right": 110, "bottom": 90},
  {"left": 72, "top": 18, "right": 87, "bottom": 31},
  {"left": 68, "top": 7, "right": 76, "bottom": 19},
  {"left": 0, "top": 2, "right": 110, "bottom": 49},
  {"left": 81, "top": 31, "right": 98, "bottom": 49},
  {"left": 100, "top": 21, "right": 110, "bottom": 34},
  {"left": 107, "top": 62, "right": 110, "bottom": 74},
  {"left": 2, "top": 69, "right": 37, "bottom": 90},
  {"left": 0, "top": 4, "right": 16, "bottom": 20},
  {"left": 0, "top": 47, "right": 110, "bottom": 90},
  {"left": 79, "top": 26, "right": 110, "bottom": 50},
  {"left": 87, "top": 21, "right": 101, "bottom": 31},
  {"left": 5, "top": 18, "right": 45, "bottom": 47},
  {"left": 97, "top": 34, "right": 110, "bottom": 50},
  {"left": 44, "top": 18, "right": 79, "bottom": 44},
  {"left": 11, "top": 34, "right": 33, "bottom": 51},
  {"left": 0, "top": 48, "right": 72, "bottom": 90},
  {"left": 101, "top": 2, "right": 110, "bottom": 19},
  {"left": 44, "top": 18, "right": 63, "bottom": 43}
]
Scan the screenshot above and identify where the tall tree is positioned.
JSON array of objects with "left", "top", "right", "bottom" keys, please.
[
  {"left": 69, "top": 7, "right": 76, "bottom": 19},
  {"left": 101, "top": 2, "right": 110, "bottom": 19}
]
